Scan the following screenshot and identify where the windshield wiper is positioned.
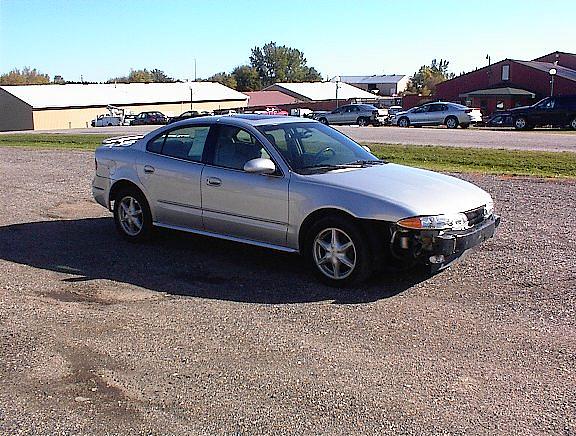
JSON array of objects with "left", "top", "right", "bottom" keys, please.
[
  {"left": 346, "top": 159, "right": 388, "bottom": 165},
  {"left": 300, "top": 163, "right": 363, "bottom": 170}
]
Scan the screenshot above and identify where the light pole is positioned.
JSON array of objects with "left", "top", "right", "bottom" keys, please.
[
  {"left": 335, "top": 76, "right": 341, "bottom": 108},
  {"left": 190, "top": 85, "right": 193, "bottom": 111},
  {"left": 549, "top": 68, "right": 557, "bottom": 97}
]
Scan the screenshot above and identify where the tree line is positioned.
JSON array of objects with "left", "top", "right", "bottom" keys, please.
[{"left": 1, "top": 43, "right": 455, "bottom": 96}]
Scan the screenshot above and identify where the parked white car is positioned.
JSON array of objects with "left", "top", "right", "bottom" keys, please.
[
  {"left": 91, "top": 114, "right": 122, "bottom": 127},
  {"left": 394, "top": 102, "right": 482, "bottom": 129}
]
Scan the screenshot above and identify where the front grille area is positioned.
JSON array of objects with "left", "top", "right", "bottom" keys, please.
[{"left": 464, "top": 206, "right": 485, "bottom": 227}]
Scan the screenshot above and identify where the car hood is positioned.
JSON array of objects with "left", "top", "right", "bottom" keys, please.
[
  {"left": 303, "top": 163, "right": 492, "bottom": 216},
  {"left": 393, "top": 110, "right": 409, "bottom": 117}
]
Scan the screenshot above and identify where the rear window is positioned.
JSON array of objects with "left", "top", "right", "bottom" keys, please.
[
  {"left": 358, "top": 104, "right": 377, "bottom": 110},
  {"left": 146, "top": 125, "right": 211, "bottom": 161}
]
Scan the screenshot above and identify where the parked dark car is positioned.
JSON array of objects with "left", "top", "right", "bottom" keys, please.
[
  {"left": 510, "top": 95, "right": 576, "bottom": 130},
  {"left": 130, "top": 111, "right": 168, "bottom": 126},
  {"left": 484, "top": 112, "right": 513, "bottom": 128},
  {"left": 167, "top": 110, "right": 211, "bottom": 124}
]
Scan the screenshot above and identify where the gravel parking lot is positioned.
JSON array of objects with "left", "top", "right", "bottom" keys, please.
[{"left": 0, "top": 148, "right": 575, "bottom": 435}]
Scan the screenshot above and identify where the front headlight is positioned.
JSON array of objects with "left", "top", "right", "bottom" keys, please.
[{"left": 397, "top": 212, "right": 469, "bottom": 231}]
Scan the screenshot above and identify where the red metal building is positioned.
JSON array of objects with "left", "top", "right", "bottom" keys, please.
[{"left": 435, "top": 51, "right": 576, "bottom": 115}]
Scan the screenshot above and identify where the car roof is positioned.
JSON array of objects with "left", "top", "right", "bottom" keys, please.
[{"left": 165, "top": 114, "right": 318, "bottom": 129}]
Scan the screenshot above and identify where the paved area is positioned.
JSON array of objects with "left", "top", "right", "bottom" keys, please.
[
  {"left": 0, "top": 148, "right": 575, "bottom": 434},
  {"left": 2, "top": 124, "right": 576, "bottom": 152}
]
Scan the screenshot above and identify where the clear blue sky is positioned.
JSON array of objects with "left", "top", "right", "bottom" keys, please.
[{"left": 1, "top": 0, "right": 575, "bottom": 82}]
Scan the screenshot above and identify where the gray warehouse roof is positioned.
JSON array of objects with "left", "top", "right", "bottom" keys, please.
[
  {"left": 264, "top": 82, "right": 378, "bottom": 101},
  {"left": 0, "top": 82, "right": 249, "bottom": 109},
  {"left": 331, "top": 75, "right": 407, "bottom": 84}
]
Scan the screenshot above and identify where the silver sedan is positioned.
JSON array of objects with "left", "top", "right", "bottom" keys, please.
[
  {"left": 93, "top": 115, "right": 499, "bottom": 285},
  {"left": 394, "top": 102, "right": 483, "bottom": 129}
]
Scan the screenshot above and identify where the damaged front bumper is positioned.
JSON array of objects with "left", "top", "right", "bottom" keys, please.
[{"left": 391, "top": 214, "right": 501, "bottom": 272}]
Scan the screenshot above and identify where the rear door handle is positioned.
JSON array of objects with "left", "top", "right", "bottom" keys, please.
[
  {"left": 144, "top": 165, "right": 155, "bottom": 174},
  {"left": 206, "top": 177, "right": 222, "bottom": 186}
]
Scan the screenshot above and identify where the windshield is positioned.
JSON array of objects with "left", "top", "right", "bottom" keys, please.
[{"left": 256, "top": 122, "right": 379, "bottom": 174}]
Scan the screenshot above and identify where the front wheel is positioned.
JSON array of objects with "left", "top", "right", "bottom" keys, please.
[
  {"left": 397, "top": 117, "right": 410, "bottom": 128},
  {"left": 319, "top": 118, "right": 328, "bottom": 125},
  {"left": 306, "top": 216, "right": 373, "bottom": 287},
  {"left": 460, "top": 123, "right": 470, "bottom": 129},
  {"left": 113, "top": 187, "right": 153, "bottom": 242},
  {"left": 570, "top": 117, "right": 576, "bottom": 130}
]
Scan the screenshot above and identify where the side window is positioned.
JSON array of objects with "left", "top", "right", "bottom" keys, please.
[
  {"left": 147, "top": 134, "right": 165, "bottom": 153},
  {"left": 502, "top": 65, "right": 510, "bottom": 81},
  {"left": 212, "top": 126, "right": 268, "bottom": 170},
  {"left": 162, "top": 126, "right": 211, "bottom": 161}
]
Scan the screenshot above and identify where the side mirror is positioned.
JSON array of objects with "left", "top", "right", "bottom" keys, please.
[
  {"left": 362, "top": 145, "right": 372, "bottom": 153},
  {"left": 243, "top": 158, "right": 276, "bottom": 175}
]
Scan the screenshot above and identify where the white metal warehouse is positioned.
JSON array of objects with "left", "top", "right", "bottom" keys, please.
[{"left": 0, "top": 82, "right": 249, "bottom": 131}]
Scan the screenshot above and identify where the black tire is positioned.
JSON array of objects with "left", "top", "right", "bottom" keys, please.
[
  {"left": 514, "top": 116, "right": 530, "bottom": 130},
  {"left": 357, "top": 117, "right": 368, "bottom": 127},
  {"left": 319, "top": 117, "right": 328, "bottom": 125},
  {"left": 569, "top": 117, "right": 576, "bottom": 130},
  {"left": 460, "top": 123, "right": 470, "bottom": 129},
  {"left": 397, "top": 117, "right": 410, "bottom": 128},
  {"left": 113, "top": 186, "right": 153, "bottom": 242},
  {"left": 445, "top": 116, "right": 459, "bottom": 129},
  {"left": 305, "top": 216, "right": 373, "bottom": 287},
  {"left": 107, "top": 123, "right": 113, "bottom": 127}
]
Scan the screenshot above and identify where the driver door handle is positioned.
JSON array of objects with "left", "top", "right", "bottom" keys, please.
[
  {"left": 144, "top": 165, "right": 155, "bottom": 174},
  {"left": 206, "top": 177, "right": 222, "bottom": 186}
]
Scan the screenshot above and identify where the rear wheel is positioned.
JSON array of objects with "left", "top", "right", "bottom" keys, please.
[
  {"left": 113, "top": 187, "right": 153, "bottom": 242},
  {"left": 306, "top": 216, "right": 373, "bottom": 287},
  {"left": 319, "top": 117, "right": 328, "bottom": 125},
  {"left": 445, "top": 116, "right": 459, "bottom": 129},
  {"left": 357, "top": 117, "right": 368, "bottom": 127},
  {"left": 570, "top": 117, "right": 576, "bottom": 130},
  {"left": 514, "top": 116, "right": 529, "bottom": 130},
  {"left": 397, "top": 117, "right": 410, "bottom": 128}
]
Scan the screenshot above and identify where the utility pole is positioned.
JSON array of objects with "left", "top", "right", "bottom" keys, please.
[
  {"left": 194, "top": 58, "right": 197, "bottom": 81},
  {"left": 190, "top": 85, "right": 194, "bottom": 110},
  {"left": 335, "top": 76, "right": 341, "bottom": 108}
]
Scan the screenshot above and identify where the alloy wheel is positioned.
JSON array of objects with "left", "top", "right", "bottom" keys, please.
[
  {"left": 515, "top": 118, "right": 526, "bottom": 129},
  {"left": 118, "top": 196, "right": 143, "bottom": 236},
  {"left": 313, "top": 228, "right": 357, "bottom": 280}
]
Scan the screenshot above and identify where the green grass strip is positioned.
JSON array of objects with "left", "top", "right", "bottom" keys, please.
[
  {"left": 0, "top": 134, "right": 109, "bottom": 150},
  {"left": 369, "top": 143, "right": 576, "bottom": 178}
]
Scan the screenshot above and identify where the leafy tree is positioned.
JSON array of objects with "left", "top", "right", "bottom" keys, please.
[
  {"left": 232, "top": 65, "right": 261, "bottom": 91},
  {"left": 150, "top": 69, "right": 174, "bottom": 83},
  {"left": 128, "top": 68, "right": 154, "bottom": 82},
  {"left": 405, "top": 59, "right": 455, "bottom": 96},
  {"left": 0, "top": 67, "right": 50, "bottom": 85},
  {"left": 53, "top": 75, "right": 65, "bottom": 84},
  {"left": 105, "top": 68, "right": 173, "bottom": 83},
  {"left": 249, "top": 42, "right": 322, "bottom": 87},
  {"left": 206, "top": 72, "right": 237, "bottom": 89}
]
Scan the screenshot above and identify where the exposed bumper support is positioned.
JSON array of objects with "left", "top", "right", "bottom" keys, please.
[{"left": 430, "top": 215, "right": 500, "bottom": 272}]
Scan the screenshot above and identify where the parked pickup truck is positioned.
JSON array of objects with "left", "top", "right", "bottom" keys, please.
[{"left": 510, "top": 95, "right": 576, "bottom": 130}]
